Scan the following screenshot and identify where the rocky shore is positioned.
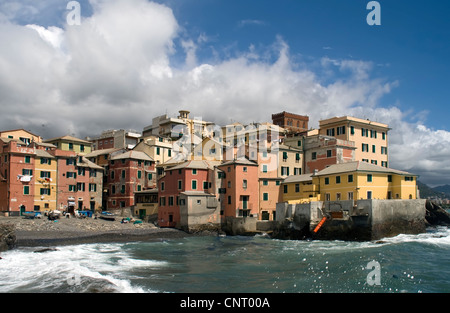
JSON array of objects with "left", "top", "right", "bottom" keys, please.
[{"left": 0, "top": 215, "right": 190, "bottom": 249}]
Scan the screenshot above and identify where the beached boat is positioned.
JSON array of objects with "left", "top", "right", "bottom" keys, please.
[
  {"left": 23, "top": 212, "right": 42, "bottom": 219},
  {"left": 99, "top": 211, "right": 116, "bottom": 221},
  {"left": 47, "top": 210, "right": 61, "bottom": 220}
]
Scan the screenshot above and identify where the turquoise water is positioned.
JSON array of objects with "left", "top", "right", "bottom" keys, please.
[{"left": 0, "top": 226, "right": 449, "bottom": 293}]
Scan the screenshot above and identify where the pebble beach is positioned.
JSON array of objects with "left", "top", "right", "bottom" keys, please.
[{"left": 0, "top": 215, "right": 190, "bottom": 248}]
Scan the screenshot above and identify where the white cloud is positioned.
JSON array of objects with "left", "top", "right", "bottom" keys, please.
[{"left": 0, "top": 0, "right": 449, "bottom": 185}]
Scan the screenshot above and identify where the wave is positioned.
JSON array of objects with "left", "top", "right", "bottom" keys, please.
[
  {"left": 0, "top": 243, "right": 165, "bottom": 293},
  {"left": 378, "top": 226, "right": 450, "bottom": 247}
]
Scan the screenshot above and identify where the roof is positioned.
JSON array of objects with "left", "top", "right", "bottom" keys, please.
[
  {"left": 283, "top": 174, "right": 313, "bottom": 184},
  {"left": 35, "top": 149, "right": 56, "bottom": 159},
  {"left": 180, "top": 191, "right": 215, "bottom": 197},
  {"left": 44, "top": 135, "right": 92, "bottom": 144},
  {"left": 77, "top": 156, "right": 104, "bottom": 170},
  {"left": 168, "top": 160, "right": 219, "bottom": 171},
  {"left": 314, "top": 161, "right": 416, "bottom": 177},
  {"left": 110, "top": 150, "right": 154, "bottom": 162},
  {"left": 84, "top": 148, "right": 121, "bottom": 158},
  {"left": 0, "top": 137, "right": 27, "bottom": 145},
  {"left": 219, "top": 158, "right": 258, "bottom": 167}
]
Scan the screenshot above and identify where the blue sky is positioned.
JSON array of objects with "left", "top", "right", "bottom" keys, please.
[{"left": 0, "top": 0, "right": 449, "bottom": 186}]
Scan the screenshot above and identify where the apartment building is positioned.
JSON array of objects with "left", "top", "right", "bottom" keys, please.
[
  {"left": 88, "top": 129, "right": 142, "bottom": 150},
  {"left": 272, "top": 111, "right": 309, "bottom": 133},
  {"left": 44, "top": 135, "right": 93, "bottom": 155},
  {"left": 106, "top": 150, "right": 155, "bottom": 210},
  {"left": 0, "top": 138, "right": 36, "bottom": 215},
  {"left": 34, "top": 149, "right": 57, "bottom": 211},
  {"left": 318, "top": 116, "right": 389, "bottom": 167},
  {"left": 158, "top": 160, "right": 220, "bottom": 227}
]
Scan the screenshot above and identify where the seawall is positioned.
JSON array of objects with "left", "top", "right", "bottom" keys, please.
[{"left": 274, "top": 199, "right": 427, "bottom": 241}]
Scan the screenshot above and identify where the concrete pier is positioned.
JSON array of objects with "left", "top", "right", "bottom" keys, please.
[{"left": 274, "top": 199, "right": 427, "bottom": 241}]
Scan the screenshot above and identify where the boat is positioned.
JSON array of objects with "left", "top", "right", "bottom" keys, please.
[
  {"left": 47, "top": 210, "right": 61, "bottom": 220},
  {"left": 23, "top": 211, "right": 42, "bottom": 219},
  {"left": 99, "top": 211, "right": 116, "bottom": 221}
]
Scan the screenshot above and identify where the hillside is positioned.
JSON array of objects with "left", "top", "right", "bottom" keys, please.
[
  {"left": 433, "top": 184, "right": 450, "bottom": 197},
  {"left": 417, "top": 181, "right": 448, "bottom": 199}
]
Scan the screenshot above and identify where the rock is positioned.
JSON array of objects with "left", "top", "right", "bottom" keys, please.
[
  {"left": 0, "top": 224, "right": 17, "bottom": 252},
  {"left": 425, "top": 200, "right": 450, "bottom": 226}
]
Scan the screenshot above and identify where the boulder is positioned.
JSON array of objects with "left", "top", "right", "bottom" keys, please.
[
  {"left": 425, "top": 200, "right": 450, "bottom": 226},
  {"left": 0, "top": 224, "right": 17, "bottom": 252}
]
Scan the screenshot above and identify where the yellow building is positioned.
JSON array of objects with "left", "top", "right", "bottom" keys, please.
[
  {"left": 315, "top": 161, "right": 417, "bottom": 201},
  {"left": 319, "top": 116, "right": 390, "bottom": 168},
  {"left": 43, "top": 135, "right": 93, "bottom": 155},
  {"left": 34, "top": 149, "right": 57, "bottom": 211},
  {"left": 281, "top": 174, "right": 319, "bottom": 204},
  {"left": 281, "top": 161, "right": 418, "bottom": 203}
]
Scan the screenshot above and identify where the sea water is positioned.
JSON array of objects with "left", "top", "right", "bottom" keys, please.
[{"left": 0, "top": 226, "right": 449, "bottom": 293}]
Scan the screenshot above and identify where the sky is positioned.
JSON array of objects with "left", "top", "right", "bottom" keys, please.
[{"left": 0, "top": 0, "right": 449, "bottom": 186}]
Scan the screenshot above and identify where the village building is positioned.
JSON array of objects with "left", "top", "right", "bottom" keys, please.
[
  {"left": 157, "top": 160, "right": 220, "bottom": 228},
  {"left": 87, "top": 129, "right": 142, "bottom": 150},
  {"left": 105, "top": 150, "right": 155, "bottom": 210},
  {"left": 318, "top": 116, "right": 390, "bottom": 167}
]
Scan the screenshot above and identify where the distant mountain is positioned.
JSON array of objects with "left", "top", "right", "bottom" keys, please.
[
  {"left": 417, "top": 181, "right": 448, "bottom": 199},
  {"left": 433, "top": 184, "right": 450, "bottom": 197}
]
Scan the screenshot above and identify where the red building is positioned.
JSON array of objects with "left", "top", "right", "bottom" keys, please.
[
  {"left": 157, "top": 160, "right": 217, "bottom": 228},
  {"left": 106, "top": 150, "right": 155, "bottom": 210},
  {"left": 0, "top": 138, "right": 36, "bottom": 215},
  {"left": 272, "top": 111, "right": 309, "bottom": 133}
]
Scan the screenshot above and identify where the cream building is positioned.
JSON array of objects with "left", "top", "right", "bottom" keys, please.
[{"left": 318, "top": 116, "right": 390, "bottom": 167}]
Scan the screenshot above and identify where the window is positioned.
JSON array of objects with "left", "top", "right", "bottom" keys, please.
[
  {"left": 156, "top": 147, "right": 160, "bottom": 155},
  {"left": 381, "top": 147, "right": 388, "bottom": 155},
  {"left": 367, "top": 191, "right": 372, "bottom": 199},
  {"left": 295, "top": 184, "right": 300, "bottom": 193},
  {"left": 370, "top": 130, "right": 377, "bottom": 138},
  {"left": 169, "top": 196, "right": 174, "bottom": 206},
  {"left": 276, "top": 180, "right": 280, "bottom": 186},
  {"left": 121, "top": 170, "right": 125, "bottom": 178},
  {"left": 243, "top": 166, "right": 247, "bottom": 172},
  {"left": 382, "top": 132, "right": 386, "bottom": 140},
  {"left": 228, "top": 196, "right": 231, "bottom": 204},
  {"left": 192, "top": 180, "right": 197, "bottom": 190},
  {"left": 192, "top": 169, "right": 197, "bottom": 175},
  {"left": 283, "top": 185, "right": 288, "bottom": 194},
  {"left": 69, "top": 185, "right": 76, "bottom": 192},
  {"left": 337, "top": 126, "right": 345, "bottom": 135},
  {"left": 160, "top": 197, "right": 166, "bottom": 206},
  {"left": 23, "top": 186, "right": 30, "bottom": 195},
  {"left": 121, "top": 185, "right": 125, "bottom": 194},
  {"left": 263, "top": 180, "right": 268, "bottom": 186},
  {"left": 203, "top": 181, "right": 209, "bottom": 189},
  {"left": 243, "top": 180, "right": 247, "bottom": 189},
  {"left": 371, "top": 160, "right": 377, "bottom": 165},
  {"left": 294, "top": 168, "right": 301, "bottom": 175},
  {"left": 137, "top": 170, "right": 142, "bottom": 179},
  {"left": 296, "top": 153, "right": 300, "bottom": 162},
  {"left": 282, "top": 152, "right": 288, "bottom": 161},
  {"left": 40, "top": 171, "right": 51, "bottom": 179},
  {"left": 405, "top": 176, "right": 414, "bottom": 181},
  {"left": 80, "top": 144, "right": 85, "bottom": 152},
  {"left": 89, "top": 183, "right": 97, "bottom": 192},
  {"left": 281, "top": 167, "right": 289, "bottom": 176},
  {"left": 348, "top": 174, "right": 353, "bottom": 183},
  {"left": 348, "top": 192, "right": 354, "bottom": 200},
  {"left": 66, "top": 158, "right": 75, "bottom": 165},
  {"left": 111, "top": 185, "right": 116, "bottom": 194},
  {"left": 22, "top": 169, "right": 33, "bottom": 176},
  {"left": 312, "top": 152, "right": 317, "bottom": 160},
  {"left": 110, "top": 170, "right": 115, "bottom": 179},
  {"left": 325, "top": 177, "right": 330, "bottom": 185},
  {"left": 78, "top": 167, "right": 85, "bottom": 176},
  {"left": 372, "top": 145, "right": 376, "bottom": 153},
  {"left": 262, "top": 165, "right": 268, "bottom": 173},
  {"left": 325, "top": 193, "right": 331, "bottom": 201},
  {"left": 350, "top": 126, "right": 355, "bottom": 135},
  {"left": 326, "top": 128, "right": 335, "bottom": 136},
  {"left": 161, "top": 181, "right": 165, "bottom": 191},
  {"left": 388, "top": 175, "right": 392, "bottom": 182},
  {"left": 362, "top": 143, "right": 369, "bottom": 152},
  {"left": 69, "top": 143, "right": 74, "bottom": 150},
  {"left": 25, "top": 156, "right": 31, "bottom": 163},
  {"left": 336, "top": 176, "right": 341, "bottom": 184},
  {"left": 77, "top": 182, "right": 85, "bottom": 192},
  {"left": 367, "top": 174, "right": 373, "bottom": 182},
  {"left": 263, "top": 193, "right": 269, "bottom": 201},
  {"left": 336, "top": 193, "right": 341, "bottom": 201},
  {"left": 327, "top": 150, "right": 332, "bottom": 158}
]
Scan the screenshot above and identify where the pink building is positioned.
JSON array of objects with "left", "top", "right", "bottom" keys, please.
[
  {"left": 158, "top": 160, "right": 218, "bottom": 228},
  {"left": 218, "top": 158, "right": 259, "bottom": 218}
]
